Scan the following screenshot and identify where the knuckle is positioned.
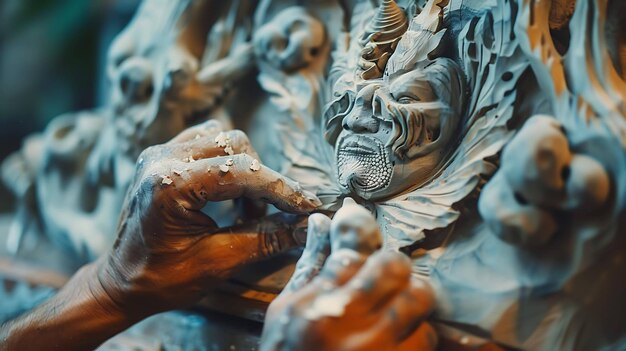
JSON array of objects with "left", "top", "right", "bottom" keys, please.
[
  {"left": 138, "top": 148, "right": 152, "bottom": 161},
  {"left": 138, "top": 173, "right": 162, "bottom": 197},
  {"left": 204, "top": 119, "right": 223, "bottom": 130},
  {"left": 190, "top": 184, "right": 209, "bottom": 202},
  {"left": 140, "top": 172, "right": 160, "bottom": 187},
  {"left": 369, "top": 251, "right": 411, "bottom": 277},
  {"left": 374, "top": 250, "right": 410, "bottom": 266},
  {"left": 386, "top": 259, "right": 412, "bottom": 278},
  {"left": 323, "top": 249, "right": 362, "bottom": 274},
  {"left": 228, "top": 129, "right": 249, "bottom": 145},
  {"left": 139, "top": 145, "right": 161, "bottom": 160},
  {"left": 233, "top": 153, "right": 254, "bottom": 171},
  {"left": 408, "top": 279, "right": 436, "bottom": 309}
]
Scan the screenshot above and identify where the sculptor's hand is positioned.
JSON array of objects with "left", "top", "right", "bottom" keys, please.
[
  {"left": 261, "top": 212, "right": 438, "bottom": 351},
  {"left": 0, "top": 121, "right": 321, "bottom": 351},
  {"left": 97, "top": 120, "right": 321, "bottom": 317}
]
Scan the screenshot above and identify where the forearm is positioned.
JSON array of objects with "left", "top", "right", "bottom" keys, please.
[{"left": 0, "top": 262, "right": 141, "bottom": 351}]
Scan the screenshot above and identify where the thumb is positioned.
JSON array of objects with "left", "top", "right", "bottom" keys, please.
[{"left": 283, "top": 213, "right": 332, "bottom": 293}]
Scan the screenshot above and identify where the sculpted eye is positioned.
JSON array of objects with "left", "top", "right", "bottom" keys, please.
[
  {"left": 112, "top": 53, "right": 131, "bottom": 68},
  {"left": 392, "top": 93, "right": 420, "bottom": 104}
]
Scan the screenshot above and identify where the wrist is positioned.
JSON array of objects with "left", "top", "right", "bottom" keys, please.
[
  {"left": 0, "top": 261, "right": 139, "bottom": 351},
  {"left": 92, "top": 255, "right": 155, "bottom": 321},
  {"left": 83, "top": 262, "right": 134, "bottom": 322}
]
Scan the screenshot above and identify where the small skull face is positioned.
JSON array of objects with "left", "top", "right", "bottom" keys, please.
[
  {"left": 105, "top": 6, "right": 213, "bottom": 157},
  {"left": 330, "top": 198, "right": 382, "bottom": 254},
  {"left": 326, "top": 58, "right": 466, "bottom": 201},
  {"left": 253, "top": 7, "right": 326, "bottom": 73}
]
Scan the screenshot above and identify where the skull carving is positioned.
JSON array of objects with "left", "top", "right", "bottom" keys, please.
[
  {"left": 253, "top": 7, "right": 326, "bottom": 73},
  {"left": 107, "top": 1, "right": 255, "bottom": 158}
]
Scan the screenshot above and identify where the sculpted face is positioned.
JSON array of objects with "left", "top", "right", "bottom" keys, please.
[
  {"left": 326, "top": 58, "right": 465, "bottom": 200},
  {"left": 106, "top": 1, "right": 250, "bottom": 158},
  {"left": 106, "top": 9, "right": 197, "bottom": 157}
]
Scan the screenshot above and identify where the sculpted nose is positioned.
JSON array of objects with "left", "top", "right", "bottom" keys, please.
[
  {"left": 118, "top": 57, "right": 154, "bottom": 103},
  {"left": 343, "top": 111, "right": 380, "bottom": 133},
  {"left": 343, "top": 85, "right": 381, "bottom": 133}
]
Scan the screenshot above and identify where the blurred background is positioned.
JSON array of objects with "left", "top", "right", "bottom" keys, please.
[{"left": 0, "top": 0, "right": 140, "bottom": 213}]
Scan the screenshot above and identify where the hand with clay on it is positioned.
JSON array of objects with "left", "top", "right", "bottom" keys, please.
[
  {"left": 98, "top": 119, "right": 322, "bottom": 315},
  {"left": 260, "top": 199, "right": 438, "bottom": 351},
  {"left": 0, "top": 120, "right": 321, "bottom": 351}
]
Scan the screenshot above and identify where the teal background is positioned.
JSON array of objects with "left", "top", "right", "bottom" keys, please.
[{"left": 0, "top": 0, "right": 139, "bottom": 212}]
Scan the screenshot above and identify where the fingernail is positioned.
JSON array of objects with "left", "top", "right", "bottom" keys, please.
[
  {"left": 304, "top": 214, "right": 331, "bottom": 249},
  {"left": 302, "top": 190, "right": 323, "bottom": 208},
  {"left": 308, "top": 213, "right": 331, "bottom": 236}
]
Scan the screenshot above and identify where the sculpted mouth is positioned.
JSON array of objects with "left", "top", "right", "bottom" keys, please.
[
  {"left": 336, "top": 135, "right": 393, "bottom": 194},
  {"left": 340, "top": 138, "right": 381, "bottom": 154}
]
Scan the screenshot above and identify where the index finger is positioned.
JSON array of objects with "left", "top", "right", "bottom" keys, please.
[
  {"left": 163, "top": 153, "right": 322, "bottom": 213},
  {"left": 340, "top": 250, "right": 413, "bottom": 312},
  {"left": 283, "top": 213, "right": 332, "bottom": 293}
]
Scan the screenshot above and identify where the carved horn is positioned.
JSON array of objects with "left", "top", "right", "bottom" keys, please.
[
  {"left": 357, "top": 0, "right": 408, "bottom": 80},
  {"left": 384, "top": 0, "right": 447, "bottom": 77},
  {"left": 361, "top": 0, "right": 409, "bottom": 46}
]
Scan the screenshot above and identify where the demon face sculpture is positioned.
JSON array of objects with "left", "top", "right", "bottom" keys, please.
[
  {"left": 323, "top": 0, "right": 466, "bottom": 201},
  {"left": 328, "top": 59, "right": 465, "bottom": 200}
]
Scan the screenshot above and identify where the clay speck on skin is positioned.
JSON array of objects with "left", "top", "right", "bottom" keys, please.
[
  {"left": 250, "top": 159, "right": 261, "bottom": 171},
  {"left": 219, "top": 164, "right": 230, "bottom": 173},
  {"left": 303, "top": 291, "right": 351, "bottom": 320},
  {"left": 215, "top": 132, "right": 230, "bottom": 148},
  {"left": 295, "top": 194, "right": 304, "bottom": 205},
  {"left": 268, "top": 179, "right": 286, "bottom": 194},
  {"left": 160, "top": 175, "right": 173, "bottom": 185}
]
